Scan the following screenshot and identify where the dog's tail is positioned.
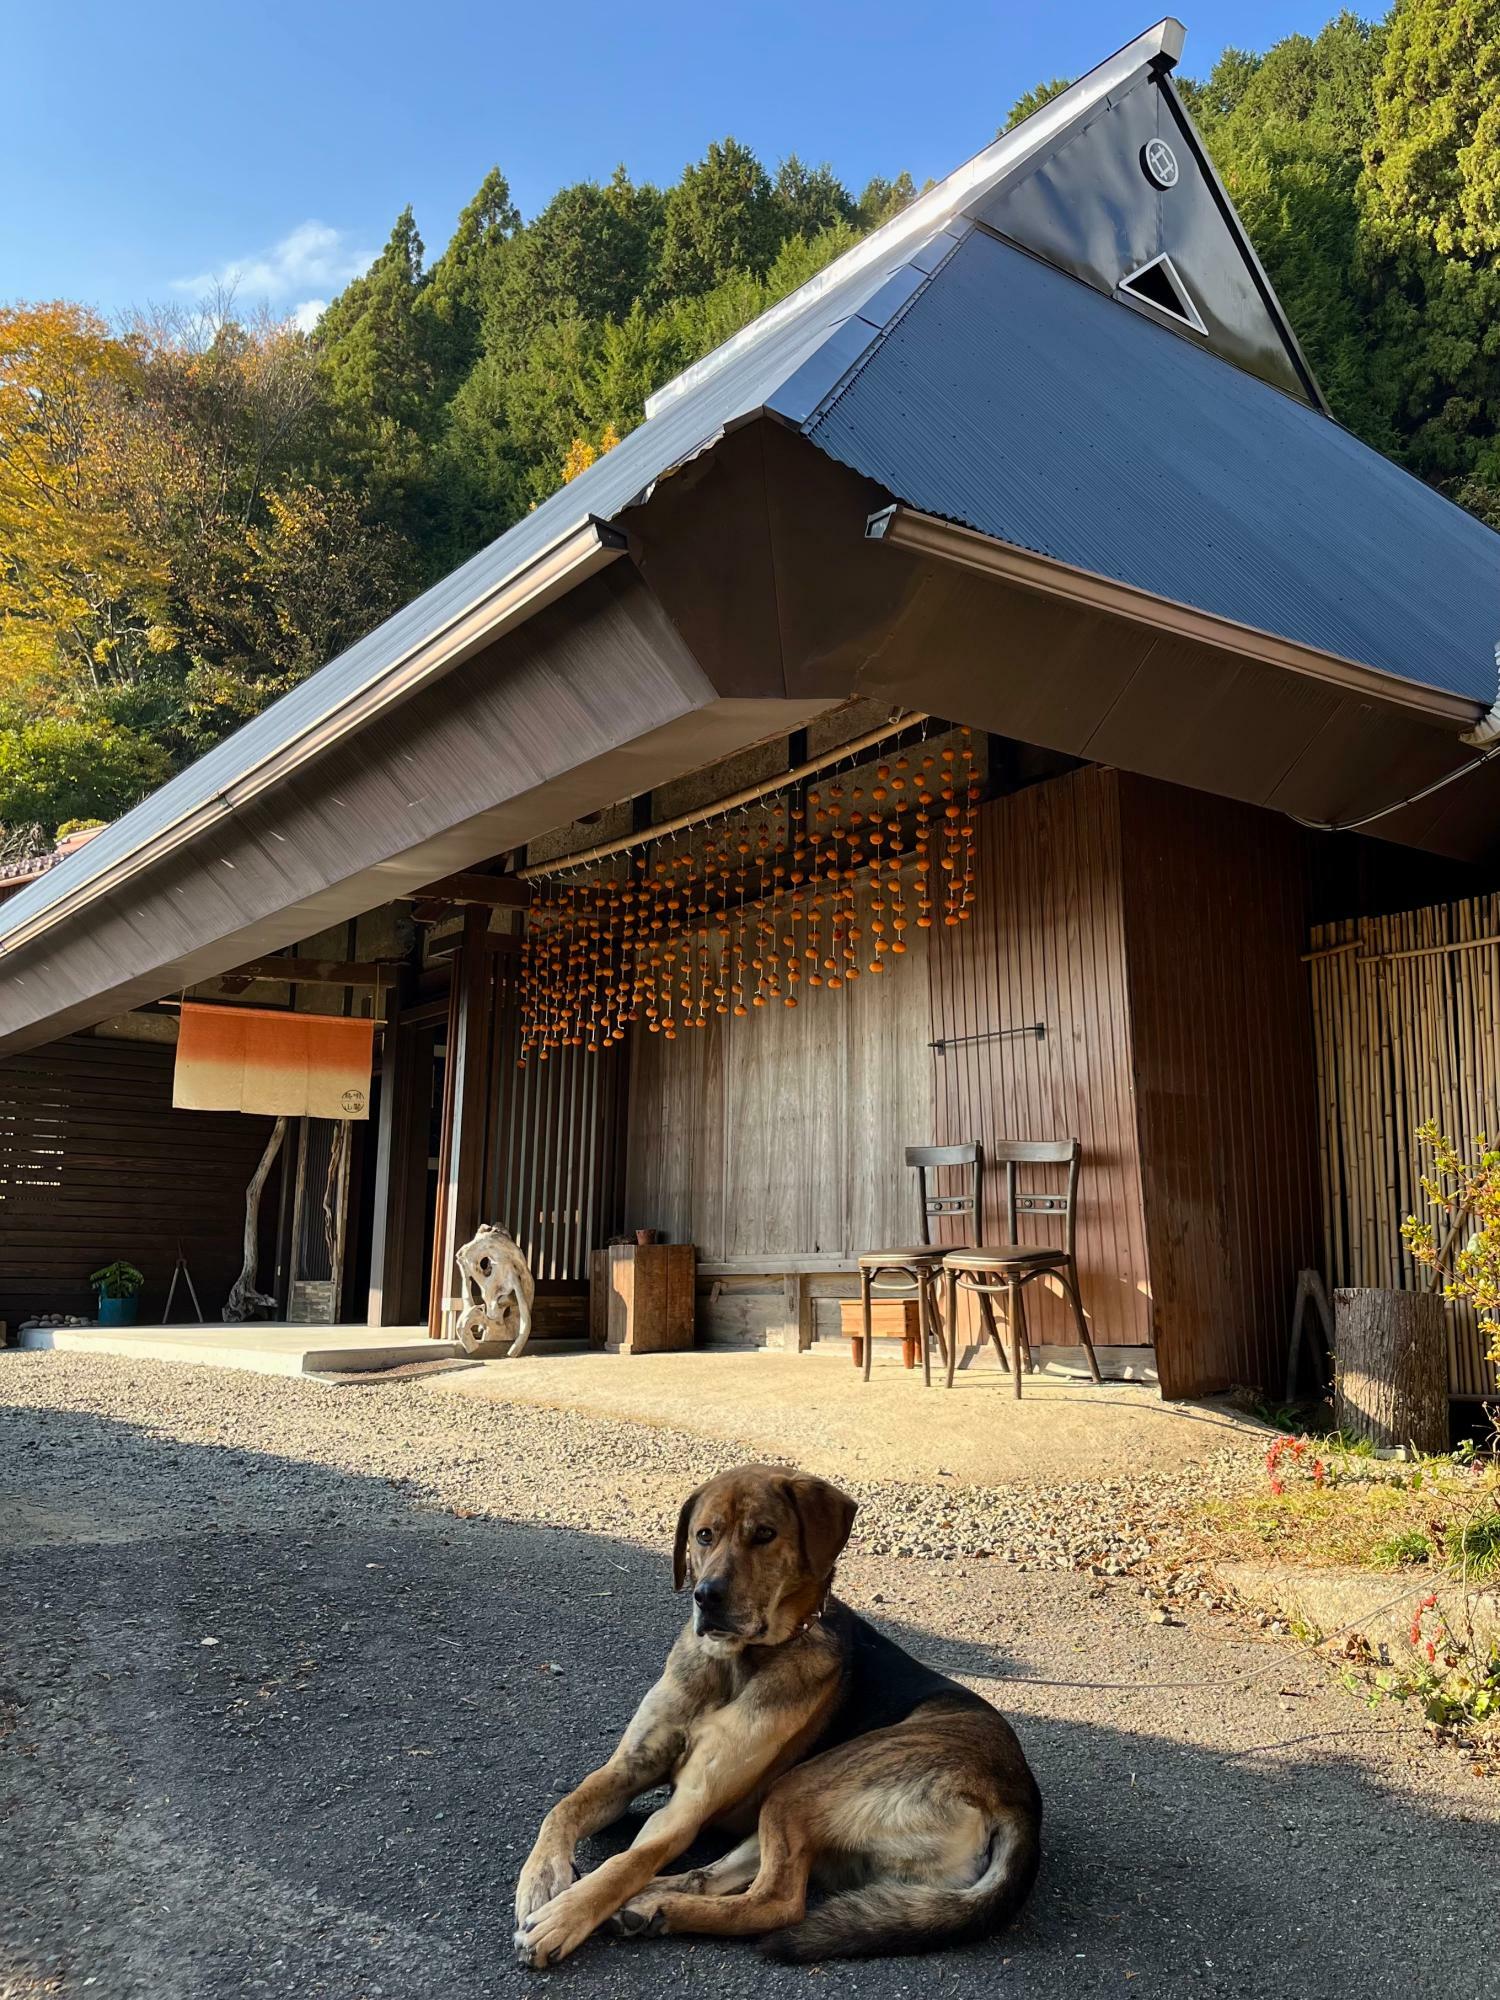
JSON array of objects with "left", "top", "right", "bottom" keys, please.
[{"left": 758, "top": 1810, "right": 1040, "bottom": 1964}]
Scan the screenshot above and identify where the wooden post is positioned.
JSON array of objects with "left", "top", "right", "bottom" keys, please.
[
  {"left": 367, "top": 970, "right": 424, "bottom": 1326},
  {"left": 1334, "top": 1287, "right": 1448, "bottom": 1453},
  {"left": 428, "top": 908, "right": 493, "bottom": 1338},
  {"left": 780, "top": 1274, "right": 813, "bottom": 1352}
]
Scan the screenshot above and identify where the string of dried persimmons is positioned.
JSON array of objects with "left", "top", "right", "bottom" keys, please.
[{"left": 516, "top": 729, "right": 979, "bottom": 1063}]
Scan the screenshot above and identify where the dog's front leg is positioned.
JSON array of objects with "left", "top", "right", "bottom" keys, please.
[
  {"left": 514, "top": 1676, "right": 681, "bottom": 1930},
  {"left": 515, "top": 1781, "right": 712, "bottom": 1968},
  {"left": 516, "top": 1704, "right": 795, "bottom": 1968}
]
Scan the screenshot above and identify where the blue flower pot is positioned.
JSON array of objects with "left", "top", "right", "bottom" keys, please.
[{"left": 97, "top": 1294, "right": 139, "bottom": 1327}]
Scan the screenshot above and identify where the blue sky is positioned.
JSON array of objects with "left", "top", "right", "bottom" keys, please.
[{"left": 5, "top": 1, "right": 1339, "bottom": 326}]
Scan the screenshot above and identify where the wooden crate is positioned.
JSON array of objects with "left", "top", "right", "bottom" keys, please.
[
  {"left": 838, "top": 1297, "right": 920, "bottom": 1368},
  {"left": 589, "top": 1244, "right": 696, "bottom": 1354}
]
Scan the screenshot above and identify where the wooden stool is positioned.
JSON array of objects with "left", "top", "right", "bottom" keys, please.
[{"left": 856, "top": 1251, "right": 946, "bottom": 1387}]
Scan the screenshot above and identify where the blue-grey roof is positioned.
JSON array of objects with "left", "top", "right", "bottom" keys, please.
[
  {"left": 1, "top": 24, "right": 1182, "bottom": 947},
  {"left": 8, "top": 16, "right": 1498, "bottom": 952},
  {"left": 808, "top": 228, "right": 1500, "bottom": 707}
]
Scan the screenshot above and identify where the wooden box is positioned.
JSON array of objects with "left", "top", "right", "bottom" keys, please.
[
  {"left": 838, "top": 1297, "right": 921, "bottom": 1368},
  {"left": 589, "top": 1244, "right": 696, "bottom": 1354}
]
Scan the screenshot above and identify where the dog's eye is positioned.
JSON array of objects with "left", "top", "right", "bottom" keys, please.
[
  {"left": 750, "top": 1524, "right": 776, "bottom": 1544},
  {"left": 695, "top": 1526, "right": 715, "bottom": 1546}
]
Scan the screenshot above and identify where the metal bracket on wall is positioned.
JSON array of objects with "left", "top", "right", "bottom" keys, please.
[{"left": 929, "top": 1024, "right": 1045, "bottom": 1055}]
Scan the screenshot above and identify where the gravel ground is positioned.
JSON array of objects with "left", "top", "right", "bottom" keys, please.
[{"left": 2, "top": 1351, "right": 1496, "bottom": 1999}]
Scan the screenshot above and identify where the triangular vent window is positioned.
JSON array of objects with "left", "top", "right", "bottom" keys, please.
[{"left": 1117, "top": 253, "right": 1207, "bottom": 336}]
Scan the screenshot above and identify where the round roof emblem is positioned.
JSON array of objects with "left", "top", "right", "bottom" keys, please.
[{"left": 1141, "top": 138, "right": 1180, "bottom": 190}]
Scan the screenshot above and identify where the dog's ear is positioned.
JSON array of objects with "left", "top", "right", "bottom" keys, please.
[
  {"left": 782, "top": 1475, "right": 858, "bottom": 1581},
  {"left": 672, "top": 1483, "right": 708, "bottom": 1592}
]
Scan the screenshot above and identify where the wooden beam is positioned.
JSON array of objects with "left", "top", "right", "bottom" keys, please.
[
  {"left": 405, "top": 871, "right": 531, "bottom": 908},
  {"left": 426, "top": 928, "right": 522, "bottom": 960},
  {"left": 225, "top": 956, "right": 392, "bottom": 987}
]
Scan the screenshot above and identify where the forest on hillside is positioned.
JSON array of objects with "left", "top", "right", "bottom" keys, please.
[{"left": 1, "top": 0, "right": 1496, "bottom": 842}]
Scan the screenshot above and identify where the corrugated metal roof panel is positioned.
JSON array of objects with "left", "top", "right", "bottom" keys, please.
[{"left": 808, "top": 230, "right": 1500, "bottom": 707}]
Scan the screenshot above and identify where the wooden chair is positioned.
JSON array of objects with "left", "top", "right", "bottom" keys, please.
[
  {"left": 858, "top": 1144, "right": 983, "bottom": 1388},
  {"left": 941, "top": 1139, "right": 1102, "bottom": 1396}
]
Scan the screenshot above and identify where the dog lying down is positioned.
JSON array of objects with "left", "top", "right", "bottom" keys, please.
[{"left": 514, "top": 1464, "right": 1041, "bottom": 1966}]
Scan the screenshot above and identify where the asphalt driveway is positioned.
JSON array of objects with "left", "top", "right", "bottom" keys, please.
[{"left": 2, "top": 1366, "right": 1495, "bottom": 1999}]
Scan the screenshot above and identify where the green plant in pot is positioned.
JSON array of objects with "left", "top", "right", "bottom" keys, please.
[{"left": 90, "top": 1260, "right": 144, "bottom": 1327}]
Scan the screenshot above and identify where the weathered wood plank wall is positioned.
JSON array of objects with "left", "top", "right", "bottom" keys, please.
[
  {"left": 0, "top": 1034, "right": 277, "bottom": 1326},
  {"left": 1308, "top": 894, "right": 1500, "bottom": 1400},
  {"left": 927, "top": 768, "right": 1151, "bottom": 1349},
  {"left": 625, "top": 881, "right": 934, "bottom": 1261}
]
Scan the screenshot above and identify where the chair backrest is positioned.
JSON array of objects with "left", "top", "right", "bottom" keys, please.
[
  {"left": 991, "top": 1138, "right": 1082, "bottom": 1257},
  {"left": 906, "top": 1142, "right": 983, "bottom": 1246}
]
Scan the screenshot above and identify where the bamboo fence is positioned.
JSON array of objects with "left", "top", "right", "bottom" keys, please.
[{"left": 1307, "top": 893, "right": 1500, "bottom": 1399}]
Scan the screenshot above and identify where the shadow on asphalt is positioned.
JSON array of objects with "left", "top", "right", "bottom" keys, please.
[{"left": 0, "top": 1406, "right": 1485, "bottom": 1999}]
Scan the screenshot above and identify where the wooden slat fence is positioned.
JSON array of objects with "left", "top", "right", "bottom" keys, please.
[
  {"left": 1308, "top": 894, "right": 1500, "bottom": 1399},
  {"left": 0, "top": 1034, "right": 277, "bottom": 1326}
]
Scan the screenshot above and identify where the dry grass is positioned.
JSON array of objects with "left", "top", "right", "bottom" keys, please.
[{"left": 1179, "top": 1447, "right": 1500, "bottom": 1581}]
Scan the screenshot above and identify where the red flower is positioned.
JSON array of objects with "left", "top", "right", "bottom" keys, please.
[
  {"left": 1425, "top": 1642, "right": 1437, "bottom": 1664},
  {"left": 1312, "top": 1460, "right": 1326, "bottom": 1488}
]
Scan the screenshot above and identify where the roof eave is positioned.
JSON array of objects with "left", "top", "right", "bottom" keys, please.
[
  {"left": 0, "top": 517, "right": 627, "bottom": 958},
  {"left": 866, "top": 503, "right": 1485, "bottom": 729}
]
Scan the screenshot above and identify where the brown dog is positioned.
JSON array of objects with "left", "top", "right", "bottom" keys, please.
[{"left": 513, "top": 1464, "right": 1041, "bottom": 1966}]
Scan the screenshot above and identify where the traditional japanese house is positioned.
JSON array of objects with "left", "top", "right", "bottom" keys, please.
[{"left": 4, "top": 19, "right": 1499, "bottom": 1398}]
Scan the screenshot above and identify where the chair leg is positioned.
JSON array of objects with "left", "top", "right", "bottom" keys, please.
[
  {"left": 860, "top": 1266, "right": 873, "bottom": 1383},
  {"left": 945, "top": 1268, "right": 959, "bottom": 1389},
  {"left": 1014, "top": 1282, "right": 1036, "bottom": 1373},
  {"left": 1005, "top": 1280, "right": 1024, "bottom": 1399},
  {"left": 917, "top": 1271, "right": 932, "bottom": 1389},
  {"left": 1062, "top": 1262, "right": 1103, "bottom": 1383},
  {"left": 927, "top": 1270, "right": 949, "bottom": 1371},
  {"left": 976, "top": 1289, "right": 1009, "bottom": 1374}
]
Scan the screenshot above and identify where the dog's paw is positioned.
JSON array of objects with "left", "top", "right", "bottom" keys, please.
[
  {"left": 514, "top": 1851, "right": 574, "bottom": 1930},
  {"left": 609, "top": 1895, "right": 667, "bottom": 1939},
  {"left": 514, "top": 1883, "right": 597, "bottom": 1968}
]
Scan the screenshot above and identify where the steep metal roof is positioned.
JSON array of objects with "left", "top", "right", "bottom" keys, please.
[
  {"left": 809, "top": 228, "right": 1500, "bottom": 708},
  {"left": 0, "top": 20, "right": 1185, "bottom": 948}
]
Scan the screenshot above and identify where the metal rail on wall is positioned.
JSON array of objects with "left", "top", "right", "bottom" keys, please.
[{"left": 929, "top": 1024, "right": 1045, "bottom": 1055}]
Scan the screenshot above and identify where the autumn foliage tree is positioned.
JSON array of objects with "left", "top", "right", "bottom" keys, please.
[
  {"left": 0, "top": 300, "right": 407, "bottom": 834},
  {"left": 5, "top": 4, "right": 1498, "bottom": 836}
]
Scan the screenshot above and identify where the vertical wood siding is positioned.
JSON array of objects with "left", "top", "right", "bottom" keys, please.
[
  {"left": 0, "top": 1034, "right": 277, "bottom": 1326},
  {"left": 1308, "top": 895, "right": 1500, "bottom": 1399},
  {"left": 625, "top": 882, "right": 934, "bottom": 1260},
  {"left": 1118, "top": 774, "right": 1320, "bottom": 1398},
  {"left": 482, "top": 965, "right": 627, "bottom": 1285},
  {"left": 927, "top": 769, "right": 1151, "bottom": 1348}
]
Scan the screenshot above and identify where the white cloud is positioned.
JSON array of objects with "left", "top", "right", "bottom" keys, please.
[
  {"left": 172, "top": 221, "right": 372, "bottom": 313},
  {"left": 290, "top": 298, "right": 328, "bottom": 333}
]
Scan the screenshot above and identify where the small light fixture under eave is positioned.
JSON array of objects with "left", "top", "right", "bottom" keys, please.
[{"left": 1116, "top": 252, "right": 1207, "bottom": 337}]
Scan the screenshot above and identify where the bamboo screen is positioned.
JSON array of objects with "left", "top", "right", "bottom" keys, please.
[{"left": 1307, "top": 894, "right": 1500, "bottom": 1399}]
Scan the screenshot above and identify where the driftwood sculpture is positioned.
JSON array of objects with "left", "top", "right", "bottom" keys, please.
[
  {"left": 454, "top": 1223, "right": 536, "bottom": 1357},
  {"left": 223, "top": 1116, "right": 287, "bottom": 1322}
]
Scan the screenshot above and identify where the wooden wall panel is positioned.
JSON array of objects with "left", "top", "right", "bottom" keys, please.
[
  {"left": 927, "top": 770, "right": 1151, "bottom": 1349},
  {"left": 625, "top": 883, "right": 933, "bottom": 1263},
  {"left": 0, "top": 1034, "right": 277, "bottom": 1326},
  {"left": 1118, "top": 773, "right": 1319, "bottom": 1398}
]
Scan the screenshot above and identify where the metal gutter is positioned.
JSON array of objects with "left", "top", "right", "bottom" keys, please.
[
  {"left": 0, "top": 518, "right": 627, "bottom": 959},
  {"left": 866, "top": 504, "right": 1485, "bottom": 729}
]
